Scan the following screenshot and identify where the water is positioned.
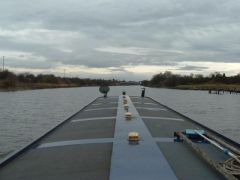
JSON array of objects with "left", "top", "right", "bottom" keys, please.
[
  {"left": 0, "top": 87, "right": 98, "bottom": 155},
  {"left": 0, "top": 86, "right": 239, "bottom": 156}
]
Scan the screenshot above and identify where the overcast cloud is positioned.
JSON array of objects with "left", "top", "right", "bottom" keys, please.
[{"left": 0, "top": 0, "right": 240, "bottom": 80}]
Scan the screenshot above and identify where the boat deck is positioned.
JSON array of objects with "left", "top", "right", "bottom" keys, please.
[{"left": 0, "top": 95, "right": 238, "bottom": 180}]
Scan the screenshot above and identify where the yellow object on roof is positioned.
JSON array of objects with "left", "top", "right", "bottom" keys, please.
[
  {"left": 125, "top": 112, "right": 132, "bottom": 119},
  {"left": 128, "top": 132, "right": 139, "bottom": 141}
]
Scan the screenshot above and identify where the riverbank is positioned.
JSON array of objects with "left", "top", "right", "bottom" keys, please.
[
  {"left": 175, "top": 83, "right": 240, "bottom": 91},
  {"left": 0, "top": 70, "right": 138, "bottom": 91},
  {"left": 0, "top": 82, "right": 79, "bottom": 91},
  {"left": 143, "top": 71, "right": 240, "bottom": 92},
  {"left": 146, "top": 83, "right": 240, "bottom": 92}
]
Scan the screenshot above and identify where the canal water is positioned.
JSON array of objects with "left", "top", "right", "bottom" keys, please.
[{"left": 0, "top": 86, "right": 239, "bottom": 156}]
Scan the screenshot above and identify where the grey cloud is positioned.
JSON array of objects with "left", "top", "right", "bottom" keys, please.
[
  {"left": 178, "top": 65, "right": 208, "bottom": 71},
  {"left": 7, "top": 58, "right": 55, "bottom": 69},
  {"left": 0, "top": 0, "right": 240, "bottom": 79}
]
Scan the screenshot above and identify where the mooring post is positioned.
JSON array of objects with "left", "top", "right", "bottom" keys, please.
[{"left": 141, "top": 88, "right": 145, "bottom": 97}]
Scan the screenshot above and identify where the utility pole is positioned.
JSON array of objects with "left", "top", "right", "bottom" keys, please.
[{"left": 2, "top": 56, "right": 4, "bottom": 71}]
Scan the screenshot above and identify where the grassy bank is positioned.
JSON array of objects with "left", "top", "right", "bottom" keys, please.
[
  {"left": 175, "top": 83, "right": 240, "bottom": 90},
  {"left": 0, "top": 81, "right": 79, "bottom": 91},
  {"left": 19, "top": 83, "right": 78, "bottom": 89}
]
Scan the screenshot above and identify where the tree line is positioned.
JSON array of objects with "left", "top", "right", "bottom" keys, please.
[
  {"left": 142, "top": 71, "right": 240, "bottom": 87},
  {"left": 0, "top": 70, "right": 123, "bottom": 88}
]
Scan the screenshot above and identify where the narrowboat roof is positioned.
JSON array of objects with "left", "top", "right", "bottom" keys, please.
[{"left": 0, "top": 95, "right": 239, "bottom": 180}]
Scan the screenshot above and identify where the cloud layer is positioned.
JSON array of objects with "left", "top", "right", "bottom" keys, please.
[{"left": 0, "top": 0, "right": 240, "bottom": 80}]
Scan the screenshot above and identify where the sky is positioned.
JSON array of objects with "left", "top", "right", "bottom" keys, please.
[{"left": 0, "top": 0, "right": 240, "bottom": 80}]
